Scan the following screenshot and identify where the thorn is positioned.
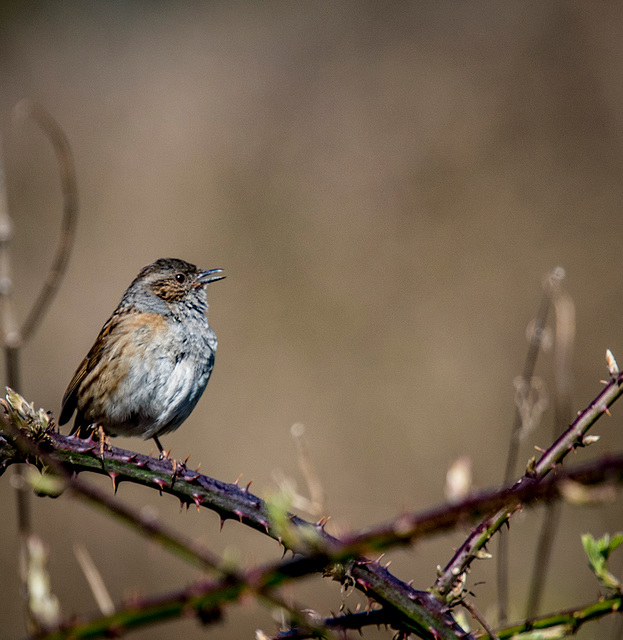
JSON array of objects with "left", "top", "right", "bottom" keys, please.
[
  {"left": 192, "top": 494, "right": 203, "bottom": 512},
  {"left": 153, "top": 477, "right": 166, "bottom": 493},
  {"left": 604, "top": 407, "right": 612, "bottom": 416},
  {"left": 534, "top": 445, "right": 546, "bottom": 452},
  {"left": 374, "top": 553, "right": 385, "bottom": 565},
  {"left": 234, "top": 510, "right": 244, "bottom": 522},
  {"left": 109, "top": 472, "right": 118, "bottom": 493},
  {"left": 195, "top": 463, "right": 201, "bottom": 473},
  {"left": 233, "top": 473, "right": 242, "bottom": 486},
  {"left": 219, "top": 517, "right": 225, "bottom": 531},
  {"left": 244, "top": 480, "right": 252, "bottom": 493},
  {"left": 183, "top": 454, "right": 190, "bottom": 465},
  {"left": 355, "top": 577, "right": 370, "bottom": 592}
]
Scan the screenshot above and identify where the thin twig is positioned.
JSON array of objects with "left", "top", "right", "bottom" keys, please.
[
  {"left": 525, "top": 287, "right": 575, "bottom": 619},
  {"left": 497, "top": 266, "right": 563, "bottom": 624},
  {"left": 0, "top": 126, "right": 32, "bottom": 629},
  {"left": 73, "top": 544, "right": 115, "bottom": 616},
  {"left": 502, "top": 268, "right": 562, "bottom": 483},
  {"left": 0, "top": 102, "right": 78, "bottom": 632},
  {"left": 12, "top": 100, "right": 78, "bottom": 342},
  {"left": 488, "top": 593, "right": 623, "bottom": 640},
  {"left": 435, "top": 364, "right": 623, "bottom": 598},
  {"left": 460, "top": 599, "right": 500, "bottom": 640},
  {"left": 291, "top": 422, "right": 326, "bottom": 516}
]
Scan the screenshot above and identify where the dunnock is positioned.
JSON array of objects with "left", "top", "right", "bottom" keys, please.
[{"left": 59, "top": 258, "right": 225, "bottom": 454}]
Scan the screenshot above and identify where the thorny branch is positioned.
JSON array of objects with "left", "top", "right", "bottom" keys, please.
[
  {"left": 0, "top": 393, "right": 466, "bottom": 640},
  {"left": 2, "top": 374, "right": 623, "bottom": 638},
  {"left": 434, "top": 368, "right": 623, "bottom": 599},
  {"left": 264, "top": 591, "right": 623, "bottom": 640}
]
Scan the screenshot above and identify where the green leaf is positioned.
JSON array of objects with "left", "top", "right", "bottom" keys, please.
[{"left": 582, "top": 533, "right": 623, "bottom": 592}]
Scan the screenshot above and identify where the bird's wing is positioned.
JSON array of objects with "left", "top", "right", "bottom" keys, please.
[
  {"left": 58, "top": 356, "right": 88, "bottom": 426},
  {"left": 58, "top": 308, "right": 139, "bottom": 427}
]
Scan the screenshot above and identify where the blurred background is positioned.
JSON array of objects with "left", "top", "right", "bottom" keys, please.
[{"left": 1, "top": 1, "right": 623, "bottom": 638}]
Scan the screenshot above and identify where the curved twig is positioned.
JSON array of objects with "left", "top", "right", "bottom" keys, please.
[{"left": 13, "top": 100, "right": 78, "bottom": 343}]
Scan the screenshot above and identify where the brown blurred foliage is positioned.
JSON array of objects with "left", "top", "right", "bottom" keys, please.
[{"left": 1, "top": 2, "right": 623, "bottom": 638}]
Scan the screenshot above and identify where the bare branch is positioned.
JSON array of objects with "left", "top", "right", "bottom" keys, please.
[
  {"left": 497, "top": 266, "right": 563, "bottom": 623},
  {"left": 12, "top": 100, "right": 78, "bottom": 343},
  {"left": 436, "top": 367, "right": 623, "bottom": 598}
]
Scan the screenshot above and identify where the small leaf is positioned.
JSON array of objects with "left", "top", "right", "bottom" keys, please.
[
  {"left": 606, "top": 533, "right": 623, "bottom": 558},
  {"left": 582, "top": 533, "right": 623, "bottom": 592}
]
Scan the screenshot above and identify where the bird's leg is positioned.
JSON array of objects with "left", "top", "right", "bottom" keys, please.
[
  {"left": 153, "top": 435, "right": 165, "bottom": 458},
  {"left": 97, "top": 426, "right": 109, "bottom": 460},
  {"left": 152, "top": 435, "right": 182, "bottom": 486}
]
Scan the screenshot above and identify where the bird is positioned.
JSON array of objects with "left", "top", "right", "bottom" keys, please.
[{"left": 59, "top": 257, "right": 225, "bottom": 455}]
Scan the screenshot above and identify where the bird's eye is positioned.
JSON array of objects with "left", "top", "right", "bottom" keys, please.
[{"left": 175, "top": 273, "right": 186, "bottom": 284}]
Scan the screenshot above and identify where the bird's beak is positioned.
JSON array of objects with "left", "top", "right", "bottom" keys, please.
[{"left": 197, "top": 268, "right": 226, "bottom": 285}]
